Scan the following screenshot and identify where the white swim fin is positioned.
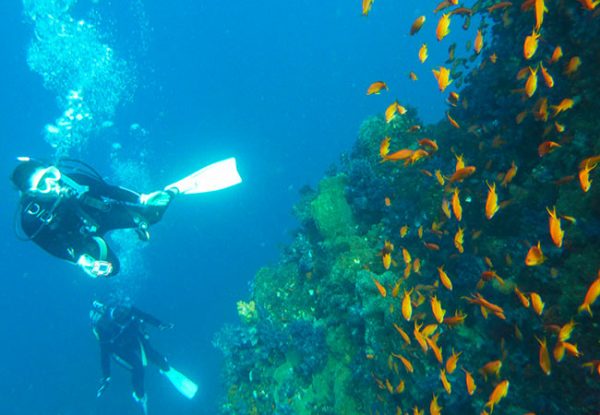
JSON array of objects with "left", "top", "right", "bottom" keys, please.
[
  {"left": 165, "top": 157, "right": 242, "bottom": 195},
  {"left": 161, "top": 367, "right": 198, "bottom": 399}
]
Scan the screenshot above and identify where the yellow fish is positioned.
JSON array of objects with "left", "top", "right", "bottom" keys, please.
[{"left": 436, "top": 13, "right": 451, "bottom": 41}]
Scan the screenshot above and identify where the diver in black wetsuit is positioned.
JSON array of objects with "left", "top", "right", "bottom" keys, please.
[
  {"left": 90, "top": 301, "right": 198, "bottom": 414},
  {"left": 10, "top": 157, "right": 174, "bottom": 278}
]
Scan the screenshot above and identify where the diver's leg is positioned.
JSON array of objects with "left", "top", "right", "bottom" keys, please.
[{"left": 141, "top": 338, "right": 169, "bottom": 372}]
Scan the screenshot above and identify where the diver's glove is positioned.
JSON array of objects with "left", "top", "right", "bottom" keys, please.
[
  {"left": 139, "top": 190, "right": 172, "bottom": 207},
  {"left": 77, "top": 254, "right": 113, "bottom": 278},
  {"left": 97, "top": 376, "right": 111, "bottom": 398}
]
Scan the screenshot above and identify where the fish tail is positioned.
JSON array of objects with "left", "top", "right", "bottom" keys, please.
[{"left": 578, "top": 303, "right": 592, "bottom": 317}]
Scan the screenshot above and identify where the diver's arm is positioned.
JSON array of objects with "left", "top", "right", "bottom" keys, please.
[{"left": 131, "top": 307, "right": 173, "bottom": 330}]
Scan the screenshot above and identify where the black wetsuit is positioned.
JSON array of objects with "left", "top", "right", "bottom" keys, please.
[
  {"left": 93, "top": 306, "right": 169, "bottom": 399},
  {"left": 18, "top": 168, "right": 169, "bottom": 276}
]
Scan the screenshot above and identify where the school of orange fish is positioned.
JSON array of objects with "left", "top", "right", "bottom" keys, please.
[{"left": 360, "top": 0, "right": 599, "bottom": 414}]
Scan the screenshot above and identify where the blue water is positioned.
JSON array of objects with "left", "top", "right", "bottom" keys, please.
[{"left": 0, "top": 1, "right": 464, "bottom": 413}]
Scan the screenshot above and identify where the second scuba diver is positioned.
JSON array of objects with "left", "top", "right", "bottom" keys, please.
[
  {"left": 90, "top": 300, "right": 198, "bottom": 415},
  {"left": 11, "top": 157, "right": 242, "bottom": 278}
]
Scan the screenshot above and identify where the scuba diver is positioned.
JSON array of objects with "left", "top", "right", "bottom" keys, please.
[
  {"left": 90, "top": 300, "right": 198, "bottom": 414},
  {"left": 11, "top": 156, "right": 242, "bottom": 278}
]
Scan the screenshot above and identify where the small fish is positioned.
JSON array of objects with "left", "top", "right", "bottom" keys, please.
[
  {"left": 564, "top": 56, "right": 581, "bottom": 76},
  {"left": 400, "top": 225, "right": 409, "bottom": 238},
  {"left": 410, "top": 15, "right": 426, "bottom": 35},
  {"left": 392, "top": 353, "right": 414, "bottom": 373},
  {"left": 535, "top": 337, "right": 552, "bottom": 375},
  {"left": 525, "top": 241, "right": 545, "bottom": 266},
  {"left": 424, "top": 242, "right": 441, "bottom": 251},
  {"left": 443, "top": 310, "right": 467, "bottom": 326},
  {"left": 487, "top": 2, "right": 513, "bottom": 13},
  {"left": 514, "top": 286, "right": 530, "bottom": 308},
  {"left": 447, "top": 112, "right": 460, "bottom": 128},
  {"left": 539, "top": 63, "right": 554, "bottom": 88},
  {"left": 562, "top": 341, "right": 583, "bottom": 358},
  {"left": 413, "top": 258, "right": 421, "bottom": 274},
  {"left": 393, "top": 323, "right": 412, "bottom": 344},
  {"left": 485, "top": 181, "right": 500, "bottom": 219},
  {"left": 380, "top": 137, "right": 391, "bottom": 158},
  {"left": 438, "top": 265, "right": 454, "bottom": 289},
  {"left": 516, "top": 110, "right": 528, "bottom": 124},
  {"left": 462, "top": 367, "right": 476, "bottom": 395},
  {"left": 549, "top": 46, "right": 563, "bottom": 64},
  {"left": 419, "top": 44, "right": 429, "bottom": 63},
  {"left": 555, "top": 121, "right": 566, "bottom": 132},
  {"left": 402, "top": 248, "right": 412, "bottom": 264},
  {"left": 449, "top": 166, "right": 476, "bottom": 183},
  {"left": 409, "top": 71, "right": 418, "bottom": 81},
  {"left": 437, "top": 171, "right": 447, "bottom": 187},
  {"left": 534, "top": 0, "right": 548, "bottom": 30},
  {"left": 402, "top": 288, "right": 414, "bottom": 321},
  {"left": 418, "top": 225, "right": 424, "bottom": 239},
  {"left": 501, "top": 161, "right": 517, "bottom": 187},
  {"left": 419, "top": 138, "right": 439, "bottom": 152},
  {"left": 367, "top": 81, "right": 388, "bottom": 95},
  {"left": 523, "top": 29, "right": 540, "bottom": 60},
  {"left": 383, "top": 252, "right": 392, "bottom": 270},
  {"left": 538, "top": 141, "right": 561, "bottom": 157},
  {"left": 577, "top": 0, "right": 600, "bottom": 10},
  {"left": 436, "top": 13, "right": 451, "bottom": 41},
  {"left": 384, "top": 197, "right": 392, "bottom": 207},
  {"left": 431, "top": 295, "right": 446, "bottom": 323},
  {"left": 452, "top": 188, "right": 463, "bottom": 221},
  {"left": 485, "top": 380, "right": 509, "bottom": 412},
  {"left": 531, "top": 292, "right": 545, "bottom": 315},
  {"left": 525, "top": 66, "right": 538, "bottom": 98},
  {"left": 578, "top": 271, "right": 600, "bottom": 316},
  {"left": 480, "top": 360, "right": 502, "bottom": 381},
  {"left": 430, "top": 394, "right": 442, "bottom": 415},
  {"left": 385, "top": 102, "right": 399, "bottom": 123},
  {"left": 551, "top": 98, "right": 574, "bottom": 117},
  {"left": 474, "top": 30, "right": 483, "bottom": 54},
  {"left": 445, "top": 350, "right": 462, "bottom": 374},
  {"left": 362, "top": 0, "right": 374, "bottom": 15},
  {"left": 579, "top": 161, "right": 596, "bottom": 192},
  {"left": 447, "top": 91, "right": 460, "bottom": 106},
  {"left": 440, "top": 369, "right": 452, "bottom": 394},
  {"left": 558, "top": 320, "right": 576, "bottom": 342},
  {"left": 432, "top": 67, "right": 453, "bottom": 92},
  {"left": 454, "top": 227, "right": 464, "bottom": 254},
  {"left": 372, "top": 276, "right": 387, "bottom": 297},
  {"left": 490, "top": 52, "right": 498, "bottom": 63},
  {"left": 546, "top": 206, "right": 564, "bottom": 247}
]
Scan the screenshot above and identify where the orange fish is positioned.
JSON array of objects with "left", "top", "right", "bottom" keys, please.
[
  {"left": 501, "top": 161, "right": 517, "bottom": 187},
  {"left": 523, "top": 29, "right": 540, "bottom": 60},
  {"left": 392, "top": 353, "right": 414, "bottom": 373},
  {"left": 447, "top": 112, "right": 460, "bottom": 128},
  {"left": 474, "top": 30, "right": 483, "bottom": 54},
  {"left": 367, "top": 81, "right": 388, "bottom": 95},
  {"left": 490, "top": 52, "right": 498, "bottom": 63},
  {"left": 402, "top": 248, "right": 412, "bottom": 264},
  {"left": 546, "top": 206, "right": 564, "bottom": 247},
  {"left": 424, "top": 242, "right": 440, "bottom": 251},
  {"left": 433, "top": 67, "right": 452, "bottom": 92},
  {"left": 393, "top": 323, "right": 412, "bottom": 344},
  {"left": 443, "top": 310, "right": 467, "bottom": 326},
  {"left": 514, "top": 286, "right": 530, "bottom": 308},
  {"left": 534, "top": 0, "right": 548, "bottom": 30},
  {"left": 440, "top": 369, "right": 452, "bottom": 394},
  {"left": 449, "top": 166, "right": 476, "bottom": 183},
  {"left": 525, "top": 241, "right": 545, "bottom": 266},
  {"left": 430, "top": 394, "right": 442, "bottom": 415},
  {"left": 578, "top": 271, "right": 600, "bottom": 316},
  {"left": 535, "top": 337, "right": 551, "bottom": 375},
  {"left": 577, "top": 0, "right": 600, "bottom": 10},
  {"left": 431, "top": 295, "right": 446, "bottom": 323},
  {"left": 410, "top": 15, "right": 426, "bottom": 35},
  {"left": 549, "top": 46, "right": 563, "bottom": 64},
  {"left": 382, "top": 252, "right": 392, "bottom": 270},
  {"left": 362, "top": 0, "right": 374, "bottom": 15},
  {"left": 539, "top": 63, "right": 554, "bottom": 88},
  {"left": 419, "top": 44, "right": 428, "bottom": 63},
  {"left": 531, "top": 292, "right": 545, "bottom": 315},
  {"left": 419, "top": 138, "right": 439, "bottom": 152},
  {"left": 480, "top": 360, "right": 502, "bottom": 381},
  {"left": 427, "top": 336, "right": 444, "bottom": 364},
  {"left": 454, "top": 227, "right": 464, "bottom": 254},
  {"left": 385, "top": 102, "right": 399, "bottom": 123},
  {"left": 462, "top": 368, "right": 476, "bottom": 395},
  {"left": 554, "top": 121, "right": 565, "bottom": 132},
  {"left": 488, "top": 2, "right": 513, "bottom": 13},
  {"left": 451, "top": 188, "right": 463, "bottom": 221},
  {"left": 538, "top": 141, "right": 561, "bottom": 157},
  {"left": 464, "top": 293, "right": 505, "bottom": 320},
  {"left": 579, "top": 161, "right": 596, "bottom": 192},
  {"left": 564, "top": 56, "right": 581, "bottom": 75},
  {"left": 455, "top": 153, "right": 465, "bottom": 170},
  {"left": 413, "top": 258, "right": 421, "bottom": 274},
  {"left": 525, "top": 66, "right": 538, "bottom": 98},
  {"left": 558, "top": 320, "right": 576, "bottom": 342},
  {"left": 485, "top": 181, "right": 500, "bottom": 219},
  {"left": 436, "top": 13, "right": 451, "bottom": 41},
  {"left": 400, "top": 225, "right": 409, "bottom": 238},
  {"left": 385, "top": 149, "right": 414, "bottom": 162},
  {"left": 409, "top": 71, "right": 418, "bottom": 81},
  {"left": 372, "top": 276, "right": 387, "bottom": 297},
  {"left": 486, "top": 380, "right": 510, "bottom": 412},
  {"left": 445, "top": 350, "right": 462, "bottom": 374},
  {"left": 402, "top": 289, "right": 413, "bottom": 321},
  {"left": 380, "top": 137, "right": 391, "bottom": 158},
  {"left": 438, "top": 265, "right": 454, "bottom": 290},
  {"left": 551, "top": 98, "right": 574, "bottom": 117}
]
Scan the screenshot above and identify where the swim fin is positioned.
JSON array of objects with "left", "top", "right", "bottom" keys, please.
[
  {"left": 165, "top": 157, "right": 242, "bottom": 195},
  {"left": 161, "top": 367, "right": 198, "bottom": 399}
]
